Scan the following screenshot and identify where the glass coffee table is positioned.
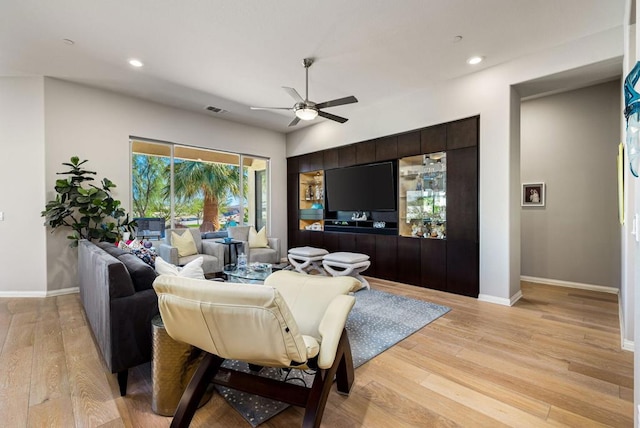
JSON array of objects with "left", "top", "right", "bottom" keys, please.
[{"left": 223, "top": 263, "right": 273, "bottom": 284}]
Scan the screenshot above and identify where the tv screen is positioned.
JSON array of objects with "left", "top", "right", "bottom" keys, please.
[
  {"left": 134, "top": 217, "right": 166, "bottom": 239},
  {"left": 325, "top": 162, "right": 396, "bottom": 212}
]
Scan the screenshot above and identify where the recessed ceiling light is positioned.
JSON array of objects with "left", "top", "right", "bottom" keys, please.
[
  {"left": 128, "top": 59, "right": 144, "bottom": 68},
  {"left": 467, "top": 56, "right": 483, "bottom": 65},
  {"left": 453, "top": 35, "right": 463, "bottom": 43},
  {"left": 62, "top": 38, "right": 75, "bottom": 45}
]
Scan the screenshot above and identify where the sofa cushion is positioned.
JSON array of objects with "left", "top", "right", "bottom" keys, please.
[
  {"left": 117, "top": 253, "right": 158, "bottom": 292},
  {"left": 98, "top": 241, "right": 128, "bottom": 258}
]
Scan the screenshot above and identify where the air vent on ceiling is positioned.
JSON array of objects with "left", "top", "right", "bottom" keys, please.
[{"left": 205, "top": 105, "right": 227, "bottom": 113}]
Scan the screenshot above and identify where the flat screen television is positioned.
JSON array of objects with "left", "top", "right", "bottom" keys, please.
[
  {"left": 134, "top": 217, "right": 166, "bottom": 239},
  {"left": 324, "top": 161, "right": 397, "bottom": 212}
]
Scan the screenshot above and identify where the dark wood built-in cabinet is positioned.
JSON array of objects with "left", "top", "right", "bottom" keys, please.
[{"left": 287, "top": 116, "right": 479, "bottom": 297}]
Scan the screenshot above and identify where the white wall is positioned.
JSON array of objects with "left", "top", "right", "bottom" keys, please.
[
  {"left": 0, "top": 77, "right": 47, "bottom": 295},
  {"left": 521, "top": 81, "right": 622, "bottom": 289},
  {"left": 286, "top": 27, "right": 623, "bottom": 303},
  {"left": 43, "top": 78, "right": 287, "bottom": 292},
  {"left": 626, "top": 0, "right": 640, "bottom": 425}
]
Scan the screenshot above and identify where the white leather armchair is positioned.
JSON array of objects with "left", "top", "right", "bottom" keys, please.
[{"left": 153, "top": 270, "right": 358, "bottom": 428}]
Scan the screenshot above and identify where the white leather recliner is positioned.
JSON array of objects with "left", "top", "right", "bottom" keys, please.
[{"left": 153, "top": 270, "right": 358, "bottom": 428}]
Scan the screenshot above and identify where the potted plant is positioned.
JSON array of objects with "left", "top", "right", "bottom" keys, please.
[{"left": 42, "top": 156, "right": 136, "bottom": 247}]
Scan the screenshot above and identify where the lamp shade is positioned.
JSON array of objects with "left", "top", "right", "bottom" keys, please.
[{"left": 295, "top": 107, "right": 318, "bottom": 121}]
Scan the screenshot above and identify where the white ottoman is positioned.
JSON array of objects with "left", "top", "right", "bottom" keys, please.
[
  {"left": 287, "top": 246, "right": 328, "bottom": 275},
  {"left": 322, "top": 252, "right": 371, "bottom": 290}
]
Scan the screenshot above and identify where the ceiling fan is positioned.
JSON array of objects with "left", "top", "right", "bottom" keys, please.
[{"left": 250, "top": 58, "right": 358, "bottom": 127}]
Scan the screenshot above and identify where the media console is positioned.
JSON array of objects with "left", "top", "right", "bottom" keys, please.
[{"left": 287, "top": 115, "right": 479, "bottom": 298}]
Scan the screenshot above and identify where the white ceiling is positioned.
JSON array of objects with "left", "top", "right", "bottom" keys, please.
[{"left": 0, "top": 0, "right": 626, "bottom": 133}]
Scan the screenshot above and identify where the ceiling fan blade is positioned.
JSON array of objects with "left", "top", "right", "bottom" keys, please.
[
  {"left": 288, "top": 116, "right": 301, "bottom": 127},
  {"left": 315, "top": 95, "right": 358, "bottom": 109},
  {"left": 282, "top": 87, "right": 305, "bottom": 103},
  {"left": 318, "top": 110, "right": 348, "bottom": 123},
  {"left": 250, "top": 106, "right": 292, "bottom": 110}
]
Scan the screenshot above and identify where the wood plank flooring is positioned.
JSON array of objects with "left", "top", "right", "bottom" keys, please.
[{"left": 0, "top": 279, "right": 633, "bottom": 427}]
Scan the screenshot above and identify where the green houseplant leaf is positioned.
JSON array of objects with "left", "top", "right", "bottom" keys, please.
[{"left": 42, "top": 156, "right": 137, "bottom": 247}]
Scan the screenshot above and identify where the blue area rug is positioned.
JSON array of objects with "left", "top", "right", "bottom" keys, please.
[{"left": 217, "top": 288, "right": 451, "bottom": 426}]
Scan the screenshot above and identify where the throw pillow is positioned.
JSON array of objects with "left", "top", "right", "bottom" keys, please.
[
  {"left": 155, "top": 256, "right": 205, "bottom": 280},
  {"left": 249, "top": 226, "right": 269, "bottom": 248},
  {"left": 171, "top": 231, "right": 198, "bottom": 257}
]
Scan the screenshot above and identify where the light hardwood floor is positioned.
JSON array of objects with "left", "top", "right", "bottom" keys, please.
[{"left": 0, "top": 279, "right": 633, "bottom": 427}]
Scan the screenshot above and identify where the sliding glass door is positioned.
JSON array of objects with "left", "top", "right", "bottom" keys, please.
[{"left": 130, "top": 139, "right": 269, "bottom": 233}]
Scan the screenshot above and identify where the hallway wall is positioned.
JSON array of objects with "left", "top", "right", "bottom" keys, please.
[{"left": 520, "top": 80, "right": 622, "bottom": 288}]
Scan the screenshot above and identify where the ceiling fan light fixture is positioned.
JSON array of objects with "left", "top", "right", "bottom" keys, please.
[{"left": 295, "top": 107, "right": 318, "bottom": 121}]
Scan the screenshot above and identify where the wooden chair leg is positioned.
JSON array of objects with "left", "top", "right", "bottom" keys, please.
[
  {"left": 335, "top": 331, "right": 354, "bottom": 395},
  {"left": 302, "top": 329, "right": 352, "bottom": 428},
  {"left": 117, "top": 370, "right": 128, "bottom": 396},
  {"left": 171, "top": 352, "right": 223, "bottom": 428}
]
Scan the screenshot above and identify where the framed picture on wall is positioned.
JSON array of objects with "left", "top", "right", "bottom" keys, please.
[{"left": 521, "top": 182, "right": 545, "bottom": 207}]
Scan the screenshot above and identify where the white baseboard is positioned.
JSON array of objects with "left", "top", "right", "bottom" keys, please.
[
  {"left": 618, "top": 294, "right": 634, "bottom": 353},
  {"left": 478, "top": 290, "right": 522, "bottom": 307},
  {"left": 47, "top": 287, "right": 79, "bottom": 297},
  {"left": 0, "top": 287, "right": 79, "bottom": 298},
  {"left": 520, "top": 275, "right": 619, "bottom": 295}
]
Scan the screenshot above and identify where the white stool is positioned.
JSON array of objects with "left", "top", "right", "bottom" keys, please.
[
  {"left": 322, "top": 252, "right": 371, "bottom": 290},
  {"left": 287, "top": 246, "right": 328, "bottom": 275}
]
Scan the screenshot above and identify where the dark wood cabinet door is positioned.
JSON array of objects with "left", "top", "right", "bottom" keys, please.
[
  {"left": 446, "top": 240, "right": 479, "bottom": 297},
  {"left": 292, "top": 230, "right": 324, "bottom": 248},
  {"left": 338, "top": 145, "right": 356, "bottom": 167},
  {"left": 397, "top": 131, "right": 421, "bottom": 158},
  {"left": 375, "top": 136, "right": 397, "bottom": 161},
  {"left": 323, "top": 148, "right": 339, "bottom": 170},
  {"left": 300, "top": 152, "right": 324, "bottom": 172},
  {"left": 287, "top": 174, "right": 298, "bottom": 231},
  {"left": 287, "top": 156, "right": 299, "bottom": 174},
  {"left": 375, "top": 235, "right": 397, "bottom": 280},
  {"left": 307, "top": 231, "right": 324, "bottom": 249},
  {"left": 421, "top": 124, "right": 446, "bottom": 153},
  {"left": 397, "top": 237, "right": 421, "bottom": 286},
  {"left": 421, "top": 238, "right": 447, "bottom": 291},
  {"left": 338, "top": 232, "right": 357, "bottom": 253},
  {"left": 356, "top": 140, "right": 376, "bottom": 165},
  {"left": 447, "top": 116, "right": 478, "bottom": 150},
  {"left": 298, "top": 151, "right": 324, "bottom": 172},
  {"left": 297, "top": 154, "right": 311, "bottom": 173},
  {"left": 356, "top": 234, "right": 376, "bottom": 277},
  {"left": 289, "top": 230, "right": 307, "bottom": 248},
  {"left": 287, "top": 229, "right": 296, "bottom": 250},
  {"left": 447, "top": 146, "right": 478, "bottom": 241},
  {"left": 322, "top": 232, "right": 341, "bottom": 254}
]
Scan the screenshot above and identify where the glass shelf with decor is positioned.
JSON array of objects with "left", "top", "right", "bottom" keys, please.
[
  {"left": 398, "top": 152, "right": 446, "bottom": 239},
  {"left": 299, "top": 170, "right": 324, "bottom": 231}
]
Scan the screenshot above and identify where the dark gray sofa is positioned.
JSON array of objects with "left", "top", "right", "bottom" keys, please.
[{"left": 78, "top": 239, "right": 159, "bottom": 396}]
